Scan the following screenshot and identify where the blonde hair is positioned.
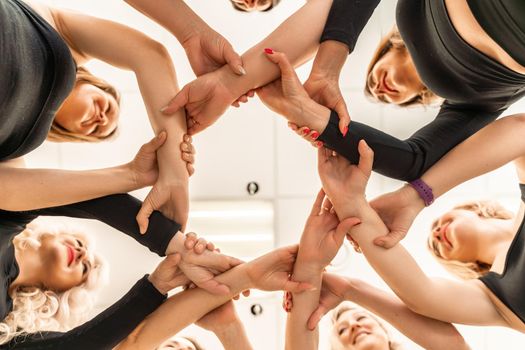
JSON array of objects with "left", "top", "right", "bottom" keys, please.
[
  {"left": 364, "top": 26, "right": 440, "bottom": 107},
  {"left": 47, "top": 66, "right": 120, "bottom": 143},
  {"left": 428, "top": 201, "right": 514, "bottom": 280},
  {"left": 330, "top": 302, "right": 402, "bottom": 350},
  {"left": 0, "top": 224, "right": 108, "bottom": 344}
]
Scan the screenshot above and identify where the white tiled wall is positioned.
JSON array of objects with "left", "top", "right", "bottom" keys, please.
[{"left": 21, "top": 0, "right": 525, "bottom": 349}]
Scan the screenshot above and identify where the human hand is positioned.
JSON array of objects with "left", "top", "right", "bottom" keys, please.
[
  {"left": 307, "top": 273, "right": 352, "bottom": 329},
  {"left": 128, "top": 132, "right": 167, "bottom": 188},
  {"left": 182, "top": 26, "right": 245, "bottom": 77},
  {"left": 162, "top": 69, "right": 237, "bottom": 135},
  {"left": 180, "top": 134, "right": 196, "bottom": 177},
  {"left": 245, "top": 245, "right": 313, "bottom": 293},
  {"left": 256, "top": 49, "right": 329, "bottom": 132},
  {"left": 287, "top": 122, "right": 325, "bottom": 149},
  {"left": 177, "top": 233, "right": 244, "bottom": 295},
  {"left": 317, "top": 140, "right": 373, "bottom": 212},
  {"left": 148, "top": 253, "right": 190, "bottom": 294},
  {"left": 196, "top": 300, "right": 239, "bottom": 332},
  {"left": 370, "top": 185, "right": 425, "bottom": 248},
  {"left": 298, "top": 189, "right": 361, "bottom": 270},
  {"left": 136, "top": 173, "right": 189, "bottom": 233}
]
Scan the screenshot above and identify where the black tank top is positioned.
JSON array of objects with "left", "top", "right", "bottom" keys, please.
[
  {"left": 467, "top": 0, "right": 525, "bottom": 67},
  {"left": 0, "top": 0, "right": 76, "bottom": 161},
  {"left": 479, "top": 184, "right": 525, "bottom": 324}
]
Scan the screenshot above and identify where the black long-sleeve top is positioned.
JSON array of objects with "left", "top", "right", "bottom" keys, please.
[
  {"left": 0, "top": 194, "right": 181, "bottom": 349},
  {"left": 319, "top": 0, "right": 525, "bottom": 182}
]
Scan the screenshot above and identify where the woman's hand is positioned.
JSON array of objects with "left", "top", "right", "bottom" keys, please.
[
  {"left": 307, "top": 273, "right": 352, "bottom": 330},
  {"left": 127, "top": 132, "right": 167, "bottom": 188},
  {"left": 148, "top": 253, "right": 190, "bottom": 294},
  {"left": 180, "top": 134, "right": 196, "bottom": 177},
  {"left": 161, "top": 69, "right": 237, "bottom": 135},
  {"left": 299, "top": 189, "right": 361, "bottom": 270},
  {"left": 317, "top": 140, "right": 373, "bottom": 212},
  {"left": 182, "top": 26, "right": 245, "bottom": 77},
  {"left": 369, "top": 185, "right": 425, "bottom": 248},
  {"left": 256, "top": 50, "right": 330, "bottom": 132},
  {"left": 245, "top": 245, "right": 313, "bottom": 293}
]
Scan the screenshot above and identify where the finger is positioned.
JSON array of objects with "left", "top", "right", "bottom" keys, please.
[
  {"left": 180, "top": 141, "right": 195, "bottom": 155},
  {"left": 233, "top": 294, "right": 240, "bottom": 300},
  {"left": 310, "top": 188, "right": 326, "bottom": 216},
  {"left": 307, "top": 306, "right": 328, "bottom": 330},
  {"left": 298, "top": 126, "right": 311, "bottom": 138},
  {"left": 183, "top": 134, "right": 192, "bottom": 143},
  {"left": 321, "top": 196, "right": 333, "bottom": 213},
  {"left": 142, "top": 131, "right": 167, "bottom": 153},
  {"left": 232, "top": 101, "right": 241, "bottom": 108},
  {"left": 287, "top": 122, "right": 298, "bottom": 131},
  {"left": 242, "top": 289, "right": 251, "bottom": 297},
  {"left": 357, "top": 140, "right": 374, "bottom": 177},
  {"left": 195, "top": 238, "right": 208, "bottom": 254},
  {"left": 185, "top": 232, "right": 198, "bottom": 249},
  {"left": 263, "top": 49, "right": 301, "bottom": 84},
  {"left": 136, "top": 196, "right": 155, "bottom": 234},
  {"left": 308, "top": 130, "right": 320, "bottom": 141},
  {"left": 187, "top": 164, "right": 195, "bottom": 177},
  {"left": 335, "top": 217, "right": 362, "bottom": 245},
  {"left": 247, "top": 90, "right": 255, "bottom": 98},
  {"left": 223, "top": 44, "right": 246, "bottom": 76},
  {"left": 373, "top": 230, "right": 405, "bottom": 249},
  {"left": 182, "top": 152, "right": 195, "bottom": 164},
  {"left": 162, "top": 85, "right": 189, "bottom": 115},
  {"left": 206, "top": 241, "right": 215, "bottom": 251},
  {"left": 315, "top": 141, "right": 324, "bottom": 149},
  {"left": 239, "top": 95, "right": 248, "bottom": 103},
  {"left": 164, "top": 253, "right": 182, "bottom": 268},
  {"left": 335, "top": 100, "right": 351, "bottom": 136}
]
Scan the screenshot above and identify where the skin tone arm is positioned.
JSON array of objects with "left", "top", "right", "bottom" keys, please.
[
  {"left": 371, "top": 113, "right": 525, "bottom": 248},
  {"left": 51, "top": 8, "right": 189, "bottom": 231},
  {"left": 307, "top": 273, "right": 471, "bottom": 350},
  {"left": 286, "top": 190, "right": 360, "bottom": 350},
  {"left": 317, "top": 143, "right": 510, "bottom": 327},
  {"left": 163, "top": 0, "right": 334, "bottom": 135},
  {"left": 123, "top": 0, "right": 244, "bottom": 76},
  {"left": 196, "top": 301, "right": 253, "bottom": 350},
  {"left": 0, "top": 134, "right": 165, "bottom": 211},
  {"left": 115, "top": 245, "right": 312, "bottom": 350}
]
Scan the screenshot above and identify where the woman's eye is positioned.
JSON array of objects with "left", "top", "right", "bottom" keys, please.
[
  {"left": 82, "top": 262, "right": 88, "bottom": 275},
  {"left": 338, "top": 327, "right": 347, "bottom": 335},
  {"left": 357, "top": 316, "right": 366, "bottom": 321},
  {"left": 76, "top": 239, "right": 84, "bottom": 248}
]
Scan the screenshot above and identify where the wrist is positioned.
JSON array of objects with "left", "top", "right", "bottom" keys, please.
[
  {"left": 293, "top": 255, "right": 324, "bottom": 280},
  {"left": 310, "top": 41, "right": 348, "bottom": 78},
  {"left": 147, "top": 274, "right": 169, "bottom": 295},
  {"left": 406, "top": 180, "right": 433, "bottom": 207},
  {"left": 165, "top": 231, "right": 185, "bottom": 255},
  {"left": 212, "top": 318, "right": 244, "bottom": 338},
  {"left": 335, "top": 197, "right": 370, "bottom": 219},
  {"left": 290, "top": 98, "right": 331, "bottom": 132}
]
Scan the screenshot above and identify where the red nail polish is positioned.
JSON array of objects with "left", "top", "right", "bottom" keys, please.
[
  {"left": 311, "top": 131, "right": 319, "bottom": 140},
  {"left": 302, "top": 128, "right": 310, "bottom": 135},
  {"left": 317, "top": 141, "right": 324, "bottom": 148},
  {"left": 343, "top": 126, "right": 348, "bottom": 137},
  {"left": 264, "top": 48, "right": 274, "bottom": 54}
]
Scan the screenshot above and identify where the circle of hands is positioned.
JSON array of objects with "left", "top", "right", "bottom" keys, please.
[{"left": 129, "top": 39, "right": 424, "bottom": 327}]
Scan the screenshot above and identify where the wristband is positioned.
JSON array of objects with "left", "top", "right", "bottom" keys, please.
[{"left": 408, "top": 179, "right": 434, "bottom": 206}]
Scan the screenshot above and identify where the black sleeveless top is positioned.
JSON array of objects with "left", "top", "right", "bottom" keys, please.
[
  {"left": 479, "top": 184, "right": 525, "bottom": 324},
  {"left": 0, "top": 0, "right": 76, "bottom": 161}
]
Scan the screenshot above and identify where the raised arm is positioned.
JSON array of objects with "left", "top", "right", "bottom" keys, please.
[
  {"left": 51, "top": 7, "right": 189, "bottom": 231},
  {"left": 163, "top": 0, "right": 334, "bottom": 135},
  {"left": 317, "top": 144, "right": 508, "bottom": 327}
]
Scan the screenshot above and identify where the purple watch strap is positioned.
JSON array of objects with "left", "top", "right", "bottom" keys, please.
[{"left": 409, "top": 179, "right": 434, "bottom": 206}]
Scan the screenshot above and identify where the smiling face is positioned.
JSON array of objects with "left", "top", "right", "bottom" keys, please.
[
  {"left": 331, "top": 306, "right": 390, "bottom": 350},
  {"left": 16, "top": 232, "right": 95, "bottom": 292},
  {"left": 54, "top": 83, "right": 120, "bottom": 140},
  {"left": 157, "top": 337, "right": 198, "bottom": 350},
  {"left": 229, "top": 0, "right": 276, "bottom": 12}
]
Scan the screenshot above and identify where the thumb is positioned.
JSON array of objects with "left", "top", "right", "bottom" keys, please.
[
  {"left": 223, "top": 43, "right": 245, "bottom": 76},
  {"left": 162, "top": 85, "right": 189, "bottom": 115},
  {"left": 163, "top": 253, "right": 182, "bottom": 268},
  {"left": 263, "top": 49, "right": 300, "bottom": 83},
  {"left": 136, "top": 189, "right": 160, "bottom": 234},
  {"left": 373, "top": 230, "right": 406, "bottom": 249},
  {"left": 307, "top": 305, "right": 327, "bottom": 330},
  {"left": 357, "top": 140, "right": 374, "bottom": 176},
  {"left": 334, "top": 100, "right": 351, "bottom": 136},
  {"left": 145, "top": 131, "right": 167, "bottom": 152},
  {"left": 335, "top": 217, "right": 361, "bottom": 245}
]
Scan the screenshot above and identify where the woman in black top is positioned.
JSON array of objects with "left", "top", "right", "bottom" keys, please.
[{"left": 314, "top": 109, "right": 525, "bottom": 334}]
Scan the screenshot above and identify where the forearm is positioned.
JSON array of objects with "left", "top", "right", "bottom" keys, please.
[
  {"left": 337, "top": 201, "right": 504, "bottom": 325},
  {"left": 309, "top": 40, "right": 348, "bottom": 78},
  {"left": 0, "top": 165, "right": 138, "bottom": 211},
  {"left": 214, "top": 321, "right": 253, "bottom": 350},
  {"left": 347, "top": 278, "right": 470, "bottom": 350},
  {"left": 286, "top": 258, "right": 322, "bottom": 350},
  {"left": 422, "top": 114, "right": 525, "bottom": 198},
  {"left": 124, "top": 0, "right": 207, "bottom": 44},
  {"left": 116, "top": 265, "right": 251, "bottom": 350},
  {"left": 217, "top": 0, "right": 333, "bottom": 98}
]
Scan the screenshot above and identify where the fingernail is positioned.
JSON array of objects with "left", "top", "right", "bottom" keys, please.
[
  {"left": 376, "top": 240, "right": 385, "bottom": 247},
  {"left": 311, "top": 131, "right": 319, "bottom": 140},
  {"left": 264, "top": 48, "right": 274, "bottom": 54},
  {"left": 301, "top": 128, "right": 310, "bottom": 135},
  {"left": 316, "top": 141, "right": 324, "bottom": 148},
  {"left": 238, "top": 65, "right": 246, "bottom": 75},
  {"left": 160, "top": 106, "right": 168, "bottom": 113},
  {"left": 342, "top": 126, "right": 348, "bottom": 137}
]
